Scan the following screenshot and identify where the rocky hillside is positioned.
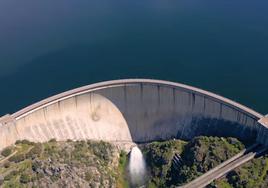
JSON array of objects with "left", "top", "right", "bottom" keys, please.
[
  {"left": 142, "top": 136, "right": 245, "bottom": 187},
  {"left": 0, "top": 139, "right": 121, "bottom": 188},
  {"left": 1, "top": 136, "right": 264, "bottom": 188}
]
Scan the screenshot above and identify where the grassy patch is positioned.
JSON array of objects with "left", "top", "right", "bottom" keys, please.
[{"left": 116, "top": 151, "right": 129, "bottom": 188}]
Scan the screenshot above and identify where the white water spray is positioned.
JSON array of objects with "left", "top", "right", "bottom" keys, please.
[{"left": 129, "top": 146, "right": 147, "bottom": 187}]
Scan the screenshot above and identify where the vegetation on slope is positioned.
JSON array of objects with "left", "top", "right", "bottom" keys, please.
[
  {"left": 142, "top": 136, "right": 245, "bottom": 187},
  {"left": 0, "top": 139, "right": 121, "bottom": 188},
  {"left": 212, "top": 153, "right": 268, "bottom": 188},
  {"left": 117, "top": 151, "right": 129, "bottom": 188},
  {"left": 1, "top": 136, "right": 261, "bottom": 188},
  {"left": 142, "top": 140, "right": 187, "bottom": 187},
  {"left": 177, "top": 136, "right": 244, "bottom": 185}
]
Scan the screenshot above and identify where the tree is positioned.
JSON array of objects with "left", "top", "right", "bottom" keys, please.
[
  {"left": 1, "top": 147, "right": 12, "bottom": 157},
  {"left": 20, "top": 173, "right": 31, "bottom": 184}
]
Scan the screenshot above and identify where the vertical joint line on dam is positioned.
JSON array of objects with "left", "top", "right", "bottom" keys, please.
[
  {"left": 237, "top": 111, "right": 241, "bottom": 123},
  {"left": 157, "top": 84, "right": 161, "bottom": 107},
  {"left": 203, "top": 96, "right": 206, "bottom": 114},
  {"left": 75, "top": 96, "right": 78, "bottom": 110},
  {"left": 191, "top": 93, "right": 195, "bottom": 112},
  {"left": 124, "top": 84, "right": 128, "bottom": 113},
  {"left": 173, "top": 87, "right": 176, "bottom": 113},
  {"left": 140, "top": 83, "right": 143, "bottom": 103},
  {"left": 219, "top": 104, "right": 223, "bottom": 119}
]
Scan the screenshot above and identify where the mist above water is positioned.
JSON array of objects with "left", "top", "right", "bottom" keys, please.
[{"left": 129, "top": 146, "right": 147, "bottom": 187}]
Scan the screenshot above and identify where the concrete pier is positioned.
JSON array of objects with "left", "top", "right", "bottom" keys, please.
[{"left": 0, "top": 79, "right": 266, "bottom": 150}]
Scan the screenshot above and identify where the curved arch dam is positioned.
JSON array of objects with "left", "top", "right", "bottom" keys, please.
[{"left": 0, "top": 79, "right": 267, "bottom": 150}]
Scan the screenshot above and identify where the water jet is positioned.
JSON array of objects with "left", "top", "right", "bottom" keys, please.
[{"left": 129, "top": 146, "right": 147, "bottom": 187}]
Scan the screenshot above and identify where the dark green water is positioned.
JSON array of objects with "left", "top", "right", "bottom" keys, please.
[{"left": 0, "top": 0, "right": 267, "bottom": 115}]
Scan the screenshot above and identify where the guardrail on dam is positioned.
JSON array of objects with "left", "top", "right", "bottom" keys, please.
[{"left": 0, "top": 79, "right": 267, "bottom": 150}]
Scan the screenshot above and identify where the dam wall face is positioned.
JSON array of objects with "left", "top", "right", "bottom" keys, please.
[
  {"left": 0, "top": 79, "right": 264, "bottom": 150},
  {"left": 94, "top": 83, "right": 260, "bottom": 142}
]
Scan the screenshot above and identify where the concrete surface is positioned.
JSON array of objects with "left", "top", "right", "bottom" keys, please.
[
  {"left": 258, "top": 115, "right": 268, "bottom": 127},
  {"left": 0, "top": 79, "right": 266, "bottom": 150}
]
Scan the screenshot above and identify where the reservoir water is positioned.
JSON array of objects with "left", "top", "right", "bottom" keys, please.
[{"left": 0, "top": 0, "right": 267, "bottom": 115}]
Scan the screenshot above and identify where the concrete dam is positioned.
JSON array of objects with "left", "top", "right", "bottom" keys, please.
[{"left": 0, "top": 79, "right": 267, "bottom": 151}]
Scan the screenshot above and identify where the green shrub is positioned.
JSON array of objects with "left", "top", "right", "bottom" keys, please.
[
  {"left": 15, "top": 139, "right": 33, "bottom": 145},
  {"left": 85, "top": 171, "right": 93, "bottom": 182},
  {"left": 32, "top": 161, "right": 39, "bottom": 172},
  {"left": 49, "top": 138, "right": 57, "bottom": 143},
  {"left": 15, "top": 140, "right": 22, "bottom": 145},
  {"left": 20, "top": 173, "right": 32, "bottom": 184},
  {"left": 51, "top": 175, "right": 59, "bottom": 182},
  {"left": 8, "top": 153, "right": 25, "bottom": 163},
  {"left": 4, "top": 170, "right": 19, "bottom": 181},
  {"left": 26, "top": 143, "right": 42, "bottom": 158},
  {"left": 4, "top": 174, "right": 12, "bottom": 181},
  {"left": 4, "top": 162, "right": 11, "bottom": 168},
  {"left": 119, "top": 151, "right": 127, "bottom": 166},
  {"left": 44, "top": 145, "right": 58, "bottom": 157},
  {"left": 1, "top": 147, "right": 12, "bottom": 157},
  {"left": 117, "top": 150, "right": 129, "bottom": 187},
  {"left": 90, "top": 141, "right": 112, "bottom": 162}
]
